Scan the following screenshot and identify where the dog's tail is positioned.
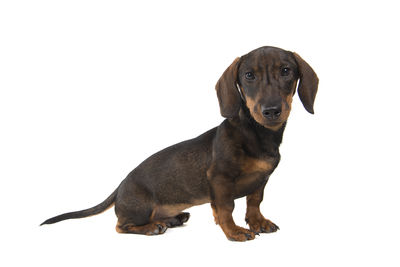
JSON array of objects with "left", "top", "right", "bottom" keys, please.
[{"left": 40, "top": 188, "right": 118, "bottom": 226}]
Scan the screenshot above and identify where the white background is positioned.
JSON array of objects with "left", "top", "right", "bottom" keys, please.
[{"left": 1, "top": 0, "right": 399, "bottom": 266}]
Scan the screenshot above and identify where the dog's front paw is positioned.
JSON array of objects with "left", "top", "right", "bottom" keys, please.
[
  {"left": 224, "top": 226, "right": 256, "bottom": 242},
  {"left": 246, "top": 216, "right": 279, "bottom": 234}
]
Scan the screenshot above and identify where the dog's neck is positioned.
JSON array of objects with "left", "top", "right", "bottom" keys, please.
[{"left": 233, "top": 101, "right": 285, "bottom": 158}]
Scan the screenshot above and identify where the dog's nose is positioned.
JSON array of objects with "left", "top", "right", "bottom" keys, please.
[{"left": 262, "top": 106, "right": 282, "bottom": 120}]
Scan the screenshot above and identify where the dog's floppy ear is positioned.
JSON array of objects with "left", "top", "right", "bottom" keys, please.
[
  {"left": 293, "top": 52, "right": 319, "bottom": 114},
  {"left": 215, "top": 57, "right": 241, "bottom": 118}
]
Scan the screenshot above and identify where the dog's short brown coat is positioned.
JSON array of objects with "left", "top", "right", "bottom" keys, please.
[{"left": 41, "top": 46, "right": 318, "bottom": 241}]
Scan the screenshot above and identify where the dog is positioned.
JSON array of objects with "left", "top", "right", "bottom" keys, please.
[{"left": 41, "top": 46, "right": 318, "bottom": 241}]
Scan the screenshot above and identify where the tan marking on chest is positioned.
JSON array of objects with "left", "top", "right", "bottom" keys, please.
[
  {"left": 241, "top": 157, "right": 273, "bottom": 174},
  {"left": 235, "top": 158, "right": 273, "bottom": 198}
]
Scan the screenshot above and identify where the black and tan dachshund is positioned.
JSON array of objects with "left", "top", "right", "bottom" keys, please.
[{"left": 41, "top": 46, "right": 318, "bottom": 241}]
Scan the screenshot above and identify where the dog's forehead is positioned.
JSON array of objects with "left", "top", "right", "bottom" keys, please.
[{"left": 240, "top": 47, "right": 294, "bottom": 69}]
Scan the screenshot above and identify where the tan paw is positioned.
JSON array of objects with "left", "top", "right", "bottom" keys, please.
[
  {"left": 246, "top": 217, "right": 279, "bottom": 234},
  {"left": 224, "top": 226, "right": 256, "bottom": 242}
]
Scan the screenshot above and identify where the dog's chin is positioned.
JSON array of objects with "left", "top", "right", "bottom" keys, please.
[
  {"left": 264, "top": 122, "right": 285, "bottom": 131},
  {"left": 256, "top": 119, "right": 285, "bottom": 131}
]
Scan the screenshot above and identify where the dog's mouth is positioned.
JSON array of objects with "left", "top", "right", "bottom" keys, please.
[
  {"left": 252, "top": 114, "right": 285, "bottom": 130},
  {"left": 263, "top": 121, "right": 284, "bottom": 130},
  {"left": 265, "top": 120, "right": 282, "bottom": 126}
]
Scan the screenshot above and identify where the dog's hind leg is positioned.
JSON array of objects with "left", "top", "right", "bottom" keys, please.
[
  {"left": 162, "top": 212, "right": 190, "bottom": 227},
  {"left": 115, "top": 213, "right": 190, "bottom": 235},
  {"left": 115, "top": 211, "right": 191, "bottom": 235},
  {"left": 116, "top": 220, "right": 168, "bottom": 235}
]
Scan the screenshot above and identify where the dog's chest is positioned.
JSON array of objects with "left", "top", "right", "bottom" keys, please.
[{"left": 234, "top": 155, "right": 278, "bottom": 198}]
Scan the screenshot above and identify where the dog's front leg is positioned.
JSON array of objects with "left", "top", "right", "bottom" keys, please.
[
  {"left": 209, "top": 175, "right": 255, "bottom": 241},
  {"left": 245, "top": 180, "right": 279, "bottom": 234}
]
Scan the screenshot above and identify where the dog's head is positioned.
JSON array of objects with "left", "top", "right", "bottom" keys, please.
[{"left": 216, "top": 46, "right": 318, "bottom": 131}]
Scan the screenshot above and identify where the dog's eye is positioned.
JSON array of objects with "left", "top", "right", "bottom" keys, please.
[
  {"left": 281, "top": 67, "right": 291, "bottom": 76},
  {"left": 245, "top": 72, "right": 255, "bottom": 80}
]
